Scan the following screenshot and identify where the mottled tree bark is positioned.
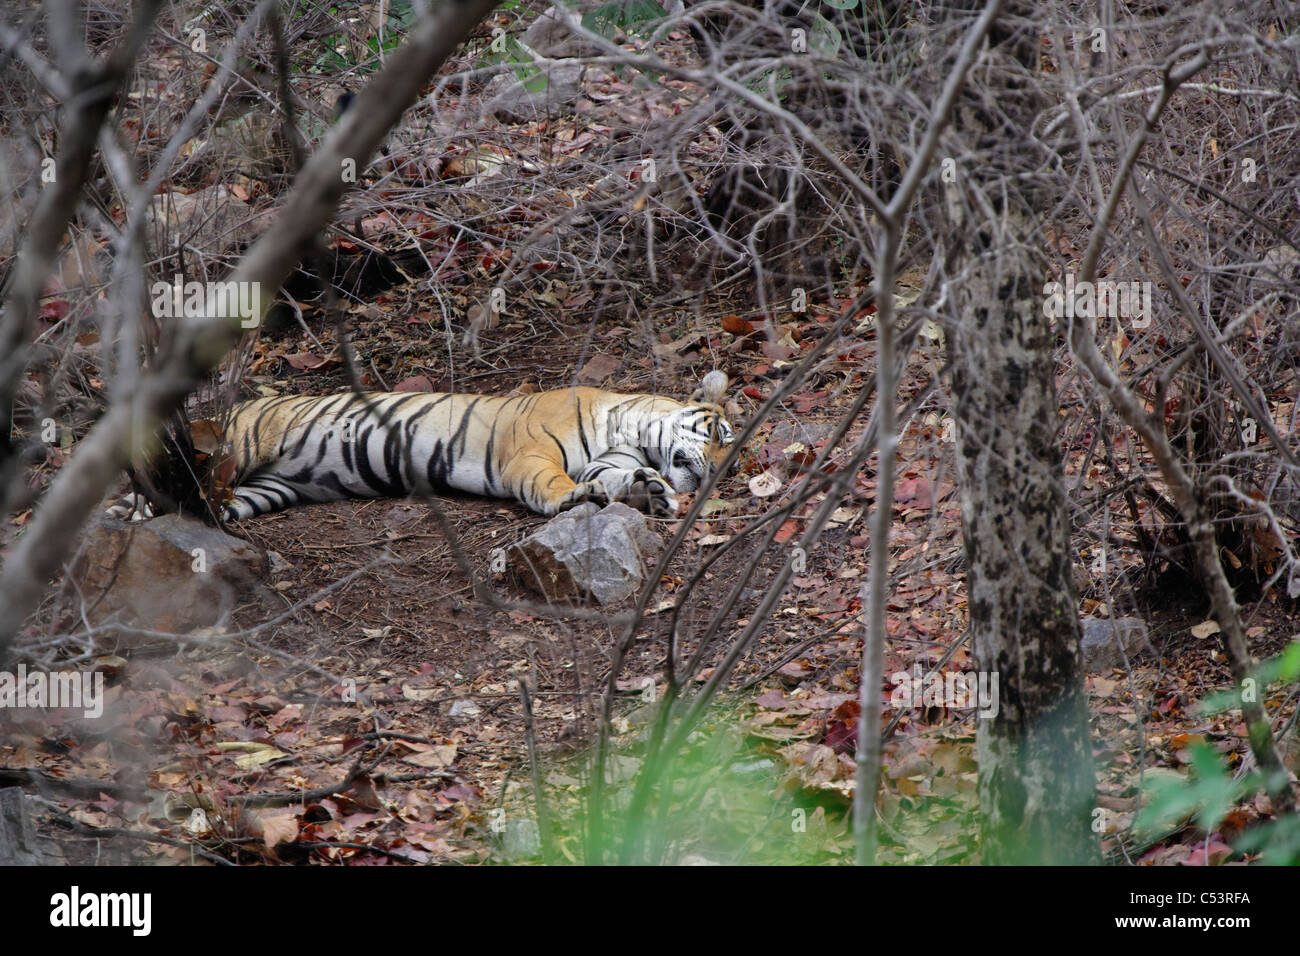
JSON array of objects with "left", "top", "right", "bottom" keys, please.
[
  {"left": 941, "top": 8, "right": 1100, "bottom": 864},
  {"left": 948, "top": 266, "right": 1100, "bottom": 864}
]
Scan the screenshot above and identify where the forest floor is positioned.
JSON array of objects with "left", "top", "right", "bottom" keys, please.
[{"left": 15, "top": 292, "right": 1297, "bottom": 866}]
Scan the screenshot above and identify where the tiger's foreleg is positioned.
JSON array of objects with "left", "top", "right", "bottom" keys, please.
[
  {"left": 574, "top": 447, "right": 678, "bottom": 517},
  {"left": 499, "top": 455, "right": 598, "bottom": 515}
]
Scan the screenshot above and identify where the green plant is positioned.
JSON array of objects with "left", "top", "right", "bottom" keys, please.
[
  {"left": 580, "top": 0, "right": 667, "bottom": 37},
  {"left": 306, "top": 1, "right": 415, "bottom": 75},
  {"left": 1136, "top": 641, "right": 1300, "bottom": 863}
]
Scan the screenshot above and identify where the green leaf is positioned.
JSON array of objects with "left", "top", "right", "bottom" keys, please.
[
  {"left": 1198, "top": 641, "right": 1300, "bottom": 716},
  {"left": 807, "top": 12, "right": 843, "bottom": 57},
  {"left": 1135, "top": 744, "right": 1254, "bottom": 837},
  {"left": 520, "top": 68, "right": 549, "bottom": 94},
  {"left": 582, "top": 0, "right": 667, "bottom": 38},
  {"left": 1234, "top": 812, "right": 1300, "bottom": 865}
]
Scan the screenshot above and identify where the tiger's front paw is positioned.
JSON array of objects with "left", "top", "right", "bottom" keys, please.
[
  {"left": 558, "top": 479, "right": 611, "bottom": 513},
  {"left": 104, "top": 493, "right": 156, "bottom": 521},
  {"left": 627, "top": 469, "right": 677, "bottom": 517}
]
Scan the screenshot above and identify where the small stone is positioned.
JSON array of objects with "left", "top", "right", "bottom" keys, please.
[
  {"left": 501, "top": 817, "right": 541, "bottom": 859},
  {"left": 1080, "top": 616, "right": 1152, "bottom": 672},
  {"left": 71, "top": 514, "right": 269, "bottom": 645},
  {"left": 449, "top": 699, "right": 482, "bottom": 718},
  {"left": 484, "top": 61, "right": 586, "bottom": 123},
  {"left": 509, "top": 502, "right": 661, "bottom": 604},
  {"left": 522, "top": 6, "right": 602, "bottom": 58}
]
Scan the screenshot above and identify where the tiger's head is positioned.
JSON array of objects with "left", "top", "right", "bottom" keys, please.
[{"left": 653, "top": 371, "right": 734, "bottom": 493}]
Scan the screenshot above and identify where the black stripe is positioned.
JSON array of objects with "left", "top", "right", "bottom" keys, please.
[
  {"left": 354, "top": 423, "right": 405, "bottom": 497},
  {"left": 541, "top": 425, "right": 569, "bottom": 474},
  {"left": 576, "top": 397, "right": 593, "bottom": 462}
]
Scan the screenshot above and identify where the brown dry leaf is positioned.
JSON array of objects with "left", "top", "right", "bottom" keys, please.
[
  {"left": 784, "top": 742, "right": 851, "bottom": 796},
  {"left": 232, "top": 747, "right": 289, "bottom": 771},
  {"left": 284, "top": 351, "right": 336, "bottom": 371},
  {"left": 1091, "top": 676, "right": 1120, "bottom": 697},
  {"left": 652, "top": 329, "right": 707, "bottom": 357},
  {"left": 267, "top": 704, "right": 302, "bottom": 731},
  {"left": 554, "top": 131, "right": 597, "bottom": 154},
  {"left": 70, "top": 807, "right": 109, "bottom": 828},
  {"left": 401, "top": 744, "right": 458, "bottom": 769},
  {"left": 256, "top": 809, "right": 300, "bottom": 848},
  {"left": 721, "top": 314, "right": 754, "bottom": 335},
  {"left": 190, "top": 419, "right": 223, "bottom": 455},
  {"left": 773, "top": 520, "right": 800, "bottom": 543},
  {"left": 754, "top": 689, "right": 788, "bottom": 709},
  {"left": 760, "top": 339, "right": 797, "bottom": 362},
  {"left": 577, "top": 353, "right": 621, "bottom": 384},
  {"left": 465, "top": 301, "right": 499, "bottom": 332},
  {"left": 394, "top": 375, "right": 435, "bottom": 392},
  {"left": 895, "top": 476, "right": 934, "bottom": 509},
  {"left": 402, "top": 684, "right": 441, "bottom": 702},
  {"left": 777, "top": 659, "right": 813, "bottom": 683}
]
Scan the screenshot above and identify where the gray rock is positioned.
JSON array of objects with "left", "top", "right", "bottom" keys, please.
[
  {"left": 509, "top": 502, "right": 661, "bottom": 604},
  {"left": 0, "top": 788, "right": 56, "bottom": 865},
  {"left": 150, "top": 183, "right": 248, "bottom": 258},
  {"left": 1080, "top": 616, "right": 1153, "bottom": 672},
  {"left": 1275, "top": 470, "right": 1300, "bottom": 524},
  {"left": 523, "top": 6, "right": 603, "bottom": 58},
  {"left": 71, "top": 515, "right": 268, "bottom": 643},
  {"left": 501, "top": 816, "right": 541, "bottom": 859},
  {"left": 449, "top": 699, "right": 482, "bottom": 719},
  {"left": 484, "top": 60, "right": 586, "bottom": 122}
]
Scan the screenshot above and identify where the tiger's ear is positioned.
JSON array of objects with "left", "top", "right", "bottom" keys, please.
[{"left": 692, "top": 370, "right": 728, "bottom": 405}]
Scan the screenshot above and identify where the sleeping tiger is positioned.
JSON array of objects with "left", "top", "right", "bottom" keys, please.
[{"left": 111, "top": 371, "right": 734, "bottom": 521}]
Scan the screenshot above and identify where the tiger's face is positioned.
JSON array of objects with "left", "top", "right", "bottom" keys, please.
[{"left": 655, "top": 405, "right": 735, "bottom": 493}]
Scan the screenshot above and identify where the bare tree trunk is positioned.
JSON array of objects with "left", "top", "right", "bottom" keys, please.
[{"left": 941, "top": 8, "right": 1099, "bottom": 864}]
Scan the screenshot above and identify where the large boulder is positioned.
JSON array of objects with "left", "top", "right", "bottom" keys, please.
[
  {"left": 1080, "top": 617, "right": 1153, "bottom": 672},
  {"left": 484, "top": 60, "right": 586, "bottom": 123},
  {"left": 522, "top": 6, "right": 604, "bottom": 58},
  {"left": 71, "top": 515, "right": 268, "bottom": 643},
  {"left": 509, "top": 502, "right": 661, "bottom": 604},
  {"left": 0, "top": 788, "right": 57, "bottom": 865}
]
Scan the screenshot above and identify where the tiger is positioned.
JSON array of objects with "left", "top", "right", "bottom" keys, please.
[{"left": 110, "top": 371, "right": 734, "bottom": 521}]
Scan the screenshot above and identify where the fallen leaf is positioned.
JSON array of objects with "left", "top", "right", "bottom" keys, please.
[
  {"left": 577, "top": 353, "right": 621, "bottom": 384},
  {"left": 190, "top": 419, "right": 223, "bottom": 454},
  {"left": 754, "top": 689, "right": 788, "bottom": 709},
  {"left": 722, "top": 314, "right": 754, "bottom": 335},
  {"left": 233, "top": 747, "right": 289, "bottom": 770},
  {"left": 749, "top": 471, "right": 782, "bottom": 497},
  {"left": 284, "top": 352, "right": 335, "bottom": 371},
  {"left": 401, "top": 744, "right": 458, "bottom": 768},
  {"left": 256, "top": 809, "right": 300, "bottom": 847},
  {"left": 394, "top": 376, "right": 435, "bottom": 392}
]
